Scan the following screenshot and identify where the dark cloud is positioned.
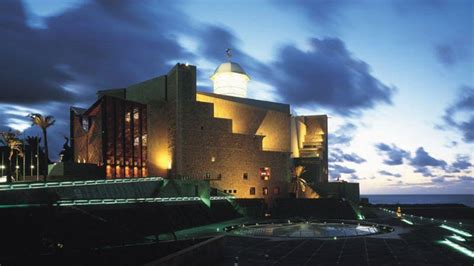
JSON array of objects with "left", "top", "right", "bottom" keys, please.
[
  {"left": 431, "top": 176, "right": 445, "bottom": 183},
  {"left": 329, "top": 148, "right": 366, "bottom": 164},
  {"left": 329, "top": 123, "right": 357, "bottom": 145},
  {"left": 0, "top": 0, "right": 196, "bottom": 159},
  {"left": 409, "top": 147, "right": 447, "bottom": 168},
  {"left": 414, "top": 166, "right": 434, "bottom": 177},
  {"left": 0, "top": 0, "right": 74, "bottom": 104},
  {"left": 195, "top": 27, "right": 394, "bottom": 115},
  {"left": 441, "top": 86, "right": 474, "bottom": 143},
  {"left": 0, "top": 0, "right": 194, "bottom": 106},
  {"left": 329, "top": 164, "right": 356, "bottom": 180},
  {"left": 348, "top": 173, "right": 363, "bottom": 180},
  {"left": 273, "top": 0, "right": 349, "bottom": 25},
  {"left": 445, "top": 140, "right": 458, "bottom": 148},
  {"left": 392, "top": 0, "right": 443, "bottom": 13},
  {"left": 458, "top": 175, "right": 474, "bottom": 182},
  {"left": 375, "top": 143, "right": 410, "bottom": 165},
  {"left": 409, "top": 147, "right": 447, "bottom": 178},
  {"left": 269, "top": 38, "right": 395, "bottom": 116},
  {"left": 435, "top": 44, "right": 461, "bottom": 67},
  {"left": 196, "top": 25, "right": 270, "bottom": 82},
  {"left": 378, "top": 170, "right": 402, "bottom": 178},
  {"left": 447, "top": 154, "right": 472, "bottom": 173}
]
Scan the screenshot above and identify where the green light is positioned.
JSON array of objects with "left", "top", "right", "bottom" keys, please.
[
  {"left": 0, "top": 203, "right": 45, "bottom": 209},
  {"left": 0, "top": 177, "right": 163, "bottom": 191},
  {"left": 357, "top": 214, "right": 365, "bottom": 220},
  {"left": 401, "top": 219, "right": 413, "bottom": 225},
  {"left": 440, "top": 224, "right": 472, "bottom": 237},
  {"left": 448, "top": 234, "right": 466, "bottom": 242},
  {"left": 54, "top": 196, "right": 232, "bottom": 207},
  {"left": 439, "top": 239, "right": 474, "bottom": 258}
]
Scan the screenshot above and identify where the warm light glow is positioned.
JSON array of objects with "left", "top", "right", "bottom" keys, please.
[
  {"left": 153, "top": 148, "right": 171, "bottom": 172},
  {"left": 211, "top": 72, "right": 249, "bottom": 98},
  {"left": 30, "top": 165, "right": 35, "bottom": 169},
  {"left": 106, "top": 165, "right": 112, "bottom": 178}
]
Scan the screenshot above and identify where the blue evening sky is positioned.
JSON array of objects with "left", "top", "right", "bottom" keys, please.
[{"left": 2, "top": 0, "right": 473, "bottom": 194}]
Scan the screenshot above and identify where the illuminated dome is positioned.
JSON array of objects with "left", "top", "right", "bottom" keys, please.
[{"left": 210, "top": 61, "right": 250, "bottom": 98}]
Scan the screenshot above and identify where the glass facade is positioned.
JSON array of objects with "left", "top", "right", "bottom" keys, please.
[{"left": 102, "top": 97, "right": 147, "bottom": 179}]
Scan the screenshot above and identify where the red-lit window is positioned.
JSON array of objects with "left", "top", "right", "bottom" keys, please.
[
  {"left": 263, "top": 187, "right": 268, "bottom": 195},
  {"left": 260, "top": 167, "right": 270, "bottom": 180},
  {"left": 274, "top": 187, "right": 280, "bottom": 195}
]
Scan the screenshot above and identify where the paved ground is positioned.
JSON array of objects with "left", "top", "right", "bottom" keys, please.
[{"left": 215, "top": 209, "right": 473, "bottom": 265}]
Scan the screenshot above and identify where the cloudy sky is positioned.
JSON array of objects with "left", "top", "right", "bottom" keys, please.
[{"left": 1, "top": 0, "right": 472, "bottom": 194}]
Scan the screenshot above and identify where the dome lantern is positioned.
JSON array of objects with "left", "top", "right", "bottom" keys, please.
[{"left": 210, "top": 49, "right": 250, "bottom": 98}]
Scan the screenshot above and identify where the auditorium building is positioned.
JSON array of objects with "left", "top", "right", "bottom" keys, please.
[{"left": 70, "top": 61, "right": 329, "bottom": 202}]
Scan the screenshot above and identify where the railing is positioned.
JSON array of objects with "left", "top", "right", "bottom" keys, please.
[
  {"left": 0, "top": 177, "right": 163, "bottom": 191},
  {"left": 0, "top": 195, "right": 236, "bottom": 208}
]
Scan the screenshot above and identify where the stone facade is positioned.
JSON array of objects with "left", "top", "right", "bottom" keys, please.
[{"left": 71, "top": 64, "right": 292, "bottom": 204}]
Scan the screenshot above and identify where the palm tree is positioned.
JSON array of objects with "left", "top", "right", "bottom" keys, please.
[
  {"left": 290, "top": 165, "right": 308, "bottom": 198},
  {"left": 0, "top": 130, "right": 24, "bottom": 183},
  {"left": 28, "top": 113, "right": 55, "bottom": 181}
]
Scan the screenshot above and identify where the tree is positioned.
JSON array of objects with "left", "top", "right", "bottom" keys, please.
[
  {"left": 289, "top": 165, "right": 308, "bottom": 198},
  {"left": 28, "top": 113, "right": 55, "bottom": 181},
  {"left": 0, "top": 130, "right": 24, "bottom": 183}
]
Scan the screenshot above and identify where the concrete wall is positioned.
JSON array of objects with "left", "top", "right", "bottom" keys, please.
[
  {"left": 196, "top": 92, "right": 291, "bottom": 153},
  {"left": 311, "top": 182, "right": 360, "bottom": 203},
  {"left": 291, "top": 115, "right": 328, "bottom": 183}
]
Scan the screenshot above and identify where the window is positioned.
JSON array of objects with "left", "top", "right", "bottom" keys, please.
[
  {"left": 217, "top": 173, "right": 222, "bottom": 179},
  {"left": 195, "top": 185, "right": 199, "bottom": 196},
  {"left": 81, "top": 116, "right": 89, "bottom": 131},
  {"left": 243, "top": 173, "right": 248, "bottom": 180},
  {"left": 133, "top": 108, "right": 139, "bottom": 120},
  {"left": 223, "top": 190, "right": 227, "bottom": 193},
  {"left": 201, "top": 126, "right": 204, "bottom": 130},
  {"left": 211, "top": 156, "right": 215, "bottom": 162},
  {"left": 274, "top": 187, "right": 280, "bottom": 195},
  {"left": 205, "top": 172, "right": 211, "bottom": 179},
  {"left": 250, "top": 187, "right": 256, "bottom": 195},
  {"left": 263, "top": 187, "right": 268, "bottom": 195},
  {"left": 233, "top": 190, "right": 237, "bottom": 193},
  {"left": 260, "top": 167, "right": 271, "bottom": 180}
]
